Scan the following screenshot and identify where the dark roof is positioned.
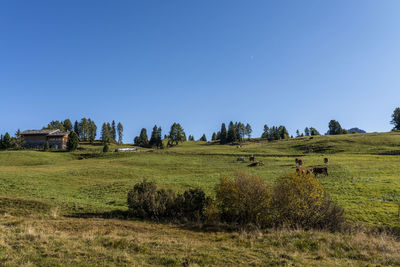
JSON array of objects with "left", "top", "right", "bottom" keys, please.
[
  {"left": 21, "top": 129, "right": 59, "bottom": 135},
  {"left": 21, "top": 129, "right": 69, "bottom": 137},
  {"left": 48, "top": 131, "right": 69, "bottom": 137}
]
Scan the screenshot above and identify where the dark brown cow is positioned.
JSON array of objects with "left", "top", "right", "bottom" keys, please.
[
  {"left": 295, "top": 158, "right": 303, "bottom": 166},
  {"left": 324, "top": 158, "right": 329, "bottom": 164},
  {"left": 311, "top": 167, "right": 328, "bottom": 176},
  {"left": 249, "top": 155, "right": 255, "bottom": 162}
]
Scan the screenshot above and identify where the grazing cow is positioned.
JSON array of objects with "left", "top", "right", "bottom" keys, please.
[
  {"left": 249, "top": 155, "right": 255, "bottom": 162},
  {"left": 237, "top": 157, "right": 245, "bottom": 162},
  {"left": 324, "top": 158, "right": 329, "bottom": 164},
  {"left": 237, "top": 145, "right": 242, "bottom": 149},
  {"left": 295, "top": 158, "right": 303, "bottom": 166},
  {"left": 296, "top": 167, "right": 307, "bottom": 174},
  {"left": 310, "top": 167, "right": 328, "bottom": 176}
]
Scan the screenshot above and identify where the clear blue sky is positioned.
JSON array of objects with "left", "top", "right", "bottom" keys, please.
[{"left": 1, "top": 1, "right": 400, "bottom": 142}]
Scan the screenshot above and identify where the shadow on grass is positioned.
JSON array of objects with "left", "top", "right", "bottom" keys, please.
[{"left": 67, "top": 210, "right": 239, "bottom": 233}]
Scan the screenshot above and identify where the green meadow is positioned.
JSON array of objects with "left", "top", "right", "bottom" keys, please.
[{"left": 0, "top": 132, "right": 400, "bottom": 266}]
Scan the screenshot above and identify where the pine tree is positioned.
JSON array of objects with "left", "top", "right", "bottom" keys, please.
[
  {"left": 304, "top": 127, "right": 310, "bottom": 136},
  {"left": 88, "top": 119, "right": 97, "bottom": 143},
  {"left": 310, "top": 127, "right": 320, "bottom": 136},
  {"left": 117, "top": 122, "right": 123, "bottom": 144},
  {"left": 101, "top": 123, "right": 110, "bottom": 143},
  {"left": 79, "top": 118, "right": 89, "bottom": 140},
  {"left": 199, "top": 134, "right": 207, "bottom": 141},
  {"left": 67, "top": 131, "right": 79, "bottom": 151},
  {"left": 261, "top": 125, "right": 269, "bottom": 139},
  {"left": 157, "top": 126, "right": 163, "bottom": 148},
  {"left": 220, "top": 123, "right": 227, "bottom": 144},
  {"left": 296, "top": 129, "right": 300, "bottom": 137},
  {"left": 74, "top": 121, "right": 80, "bottom": 136},
  {"left": 63, "top": 119, "right": 72, "bottom": 132},
  {"left": 149, "top": 125, "right": 159, "bottom": 147},
  {"left": 107, "top": 123, "right": 112, "bottom": 142},
  {"left": 2, "top": 133, "right": 12, "bottom": 149},
  {"left": 211, "top": 132, "right": 217, "bottom": 141},
  {"left": 111, "top": 120, "right": 117, "bottom": 142},
  {"left": 278, "top": 126, "right": 289, "bottom": 139},
  {"left": 391, "top": 108, "right": 400, "bottom": 131},
  {"left": 328, "top": 120, "right": 343, "bottom": 135},
  {"left": 168, "top": 123, "right": 185, "bottom": 146},
  {"left": 245, "top": 123, "right": 252, "bottom": 139},
  {"left": 227, "top": 121, "right": 236, "bottom": 143},
  {"left": 139, "top": 128, "right": 148, "bottom": 147},
  {"left": 14, "top": 129, "right": 23, "bottom": 149}
]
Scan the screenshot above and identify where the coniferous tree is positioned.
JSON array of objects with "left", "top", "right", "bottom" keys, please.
[
  {"left": 111, "top": 120, "right": 117, "bottom": 142},
  {"left": 199, "top": 134, "right": 207, "bottom": 141},
  {"left": 139, "top": 128, "right": 149, "bottom": 147},
  {"left": 14, "top": 129, "right": 23, "bottom": 149},
  {"left": 188, "top": 135, "right": 194, "bottom": 141},
  {"left": 245, "top": 123, "right": 252, "bottom": 139},
  {"left": 304, "top": 127, "right": 310, "bottom": 136},
  {"left": 211, "top": 132, "right": 217, "bottom": 141},
  {"left": 391, "top": 107, "right": 400, "bottom": 131},
  {"left": 156, "top": 127, "right": 163, "bottom": 148},
  {"left": 167, "top": 123, "right": 186, "bottom": 146},
  {"left": 101, "top": 123, "right": 110, "bottom": 143},
  {"left": 149, "top": 125, "right": 159, "bottom": 147},
  {"left": 79, "top": 118, "right": 89, "bottom": 140},
  {"left": 278, "top": 126, "right": 289, "bottom": 139},
  {"left": 1, "top": 133, "right": 12, "bottom": 149},
  {"left": 117, "top": 122, "right": 123, "bottom": 144},
  {"left": 63, "top": 119, "right": 72, "bottom": 132},
  {"left": 67, "top": 131, "right": 79, "bottom": 151},
  {"left": 74, "top": 120, "right": 80, "bottom": 136},
  {"left": 106, "top": 123, "right": 112, "bottom": 142},
  {"left": 227, "top": 121, "right": 236, "bottom": 143},
  {"left": 310, "top": 127, "right": 320, "bottom": 136},
  {"left": 216, "top": 131, "right": 221, "bottom": 140},
  {"left": 220, "top": 123, "right": 227, "bottom": 144},
  {"left": 328, "top": 120, "right": 343, "bottom": 135},
  {"left": 261, "top": 125, "right": 269, "bottom": 139},
  {"left": 46, "top": 120, "right": 65, "bottom": 131},
  {"left": 296, "top": 129, "right": 300, "bottom": 137},
  {"left": 88, "top": 119, "right": 97, "bottom": 143}
]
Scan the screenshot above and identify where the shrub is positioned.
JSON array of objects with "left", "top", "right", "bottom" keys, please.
[
  {"left": 215, "top": 172, "right": 272, "bottom": 227},
  {"left": 272, "top": 172, "right": 344, "bottom": 230},
  {"left": 67, "top": 131, "right": 79, "bottom": 151},
  {"left": 103, "top": 143, "right": 109, "bottom": 152},
  {"left": 127, "top": 180, "right": 176, "bottom": 220},
  {"left": 175, "top": 188, "right": 211, "bottom": 221},
  {"left": 44, "top": 141, "right": 50, "bottom": 151}
]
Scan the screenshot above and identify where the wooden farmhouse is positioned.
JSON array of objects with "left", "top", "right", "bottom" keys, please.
[{"left": 21, "top": 129, "right": 69, "bottom": 149}]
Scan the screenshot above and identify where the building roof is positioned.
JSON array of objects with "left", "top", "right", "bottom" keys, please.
[{"left": 21, "top": 129, "right": 69, "bottom": 137}]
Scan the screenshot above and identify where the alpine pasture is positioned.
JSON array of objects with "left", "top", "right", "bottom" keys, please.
[{"left": 0, "top": 132, "right": 400, "bottom": 266}]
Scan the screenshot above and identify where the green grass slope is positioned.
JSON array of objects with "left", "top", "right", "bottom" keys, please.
[{"left": 0, "top": 132, "right": 400, "bottom": 266}]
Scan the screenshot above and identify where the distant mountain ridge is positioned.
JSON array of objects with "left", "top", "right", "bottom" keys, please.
[{"left": 348, "top": 127, "right": 366, "bottom": 133}]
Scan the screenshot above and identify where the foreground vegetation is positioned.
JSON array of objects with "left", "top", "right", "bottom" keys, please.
[{"left": 1, "top": 132, "right": 400, "bottom": 265}]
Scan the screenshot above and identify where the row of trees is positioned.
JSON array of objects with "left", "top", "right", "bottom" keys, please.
[
  {"left": 45, "top": 118, "right": 124, "bottom": 144},
  {"left": 134, "top": 125, "right": 164, "bottom": 148},
  {"left": 101, "top": 121, "right": 124, "bottom": 144},
  {"left": 211, "top": 122, "right": 252, "bottom": 145}
]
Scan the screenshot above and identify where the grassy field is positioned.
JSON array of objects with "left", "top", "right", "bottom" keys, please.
[{"left": 1, "top": 132, "right": 400, "bottom": 266}]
